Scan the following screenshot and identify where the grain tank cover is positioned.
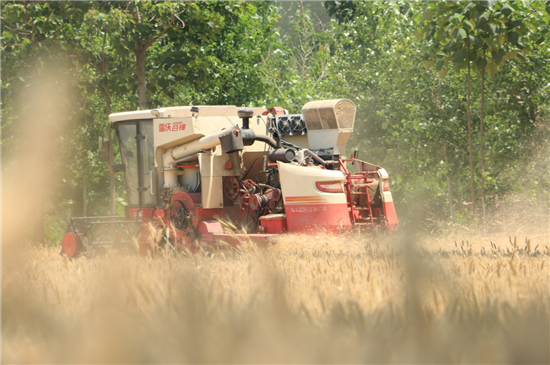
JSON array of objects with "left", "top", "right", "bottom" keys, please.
[
  {"left": 302, "top": 99, "right": 355, "bottom": 131},
  {"left": 302, "top": 99, "right": 355, "bottom": 156}
]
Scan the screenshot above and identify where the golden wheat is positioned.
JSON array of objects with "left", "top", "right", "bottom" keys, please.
[{"left": 2, "top": 232, "right": 549, "bottom": 363}]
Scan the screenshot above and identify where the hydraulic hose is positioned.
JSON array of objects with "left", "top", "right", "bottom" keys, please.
[{"left": 253, "top": 134, "right": 278, "bottom": 149}]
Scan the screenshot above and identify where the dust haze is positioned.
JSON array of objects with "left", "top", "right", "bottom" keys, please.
[{"left": 2, "top": 64, "right": 549, "bottom": 363}]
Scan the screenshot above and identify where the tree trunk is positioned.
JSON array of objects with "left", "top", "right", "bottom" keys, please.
[
  {"left": 534, "top": 140, "right": 545, "bottom": 219},
  {"left": 444, "top": 141, "right": 454, "bottom": 224},
  {"left": 99, "top": 27, "right": 116, "bottom": 216},
  {"left": 466, "top": 61, "right": 476, "bottom": 217},
  {"left": 83, "top": 176, "right": 87, "bottom": 217},
  {"left": 480, "top": 68, "right": 486, "bottom": 222},
  {"left": 109, "top": 139, "right": 116, "bottom": 216},
  {"left": 438, "top": 79, "right": 454, "bottom": 224},
  {"left": 104, "top": 84, "right": 116, "bottom": 216},
  {"left": 136, "top": 48, "right": 147, "bottom": 109},
  {"left": 105, "top": 83, "right": 111, "bottom": 116}
]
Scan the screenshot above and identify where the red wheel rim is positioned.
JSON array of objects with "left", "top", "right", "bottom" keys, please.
[
  {"left": 61, "top": 232, "right": 77, "bottom": 257},
  {"left": 223, "top": 176, "right": 240, "bottom": 200}
]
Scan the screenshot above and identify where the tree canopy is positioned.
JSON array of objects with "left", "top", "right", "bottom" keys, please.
[{"left": 1, "top": 0, "right": 548, "bottom": 242}]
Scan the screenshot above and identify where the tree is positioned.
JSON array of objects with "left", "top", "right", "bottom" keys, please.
[
  {"left": 149, "top": 1, "right": 280, "bottom": 107},
  {"left": 1, "top": 1, "right": 93, "bottom": 243},
  {"left": 417, "top": 0, "right": 548, "bottom": 221},
  {"left": 2, "top": 0, "right": 549, "bottom": 240},
  {"left": 257, "top": 5, "right": 334, "bottom": 111},
  {"left": 99, "top": 1, "right": 187, "bottom": 109}
]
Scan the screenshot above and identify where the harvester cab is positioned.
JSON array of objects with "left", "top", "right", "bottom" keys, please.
[{"left": 62, "top": 99, "right": 398, "bottom": 257}]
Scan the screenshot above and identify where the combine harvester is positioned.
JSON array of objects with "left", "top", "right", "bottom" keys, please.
[{"left": 61, "top": 99, "right": 398, "bottom": 257}]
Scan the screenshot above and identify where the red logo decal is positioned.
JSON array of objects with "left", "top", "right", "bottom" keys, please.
[
  {"left": 159, "top": 123, "right": 171, "bottom": 132},
  {"left": 173, "top": 122, "right": 186, "bottom": 131},
  {"left": 159, "top": 122, "right": 186, "bottom": 132}
]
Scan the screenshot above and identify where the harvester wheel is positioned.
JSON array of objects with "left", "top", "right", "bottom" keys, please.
[
  {"left": 168, "top": 200, "right": 193, "bottom": 231},
  {"left": 61, "top": 232, "right": 78, "bottom": 258},
  {"left": 168, "top": 199, "right": 201, "bottom": 242}
]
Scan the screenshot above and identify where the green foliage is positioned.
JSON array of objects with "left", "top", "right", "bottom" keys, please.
[
  {"left": 255, "top": 5, "right": 337, "bottom": 112},
  {"left": 1, "top": 1, "right": 548, "bottom": 239},
  {"left": 418, "top": 0, "right": 548, "bottom": 76}
]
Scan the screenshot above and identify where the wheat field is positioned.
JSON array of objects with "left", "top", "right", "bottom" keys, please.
[{"left": 2, "top": 231, "right": 549, "bottom": 363}]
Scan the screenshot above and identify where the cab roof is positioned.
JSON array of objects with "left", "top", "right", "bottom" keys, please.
[{"left": 108, "top": 105, "right": 267, "bottom": 123}]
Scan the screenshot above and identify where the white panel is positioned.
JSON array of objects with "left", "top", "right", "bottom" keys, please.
[
  {"left": 277, "top": 162, "right": 347, "bottom": 205},
  {"left": 198, "top": 151, "right": 244, "bottom": 178},
  {"left": 307, "top": 130, "right": 340, "bottom": 150},
  {"left": 201, "top": 176, "right": 223, "bottom": 208}
]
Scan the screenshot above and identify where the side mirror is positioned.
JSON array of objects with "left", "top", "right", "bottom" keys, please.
[{"left": 98, "top": 137, "right": 109, "bottom": 162}]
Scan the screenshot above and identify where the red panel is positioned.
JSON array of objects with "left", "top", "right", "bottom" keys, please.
[
  {"left": 262, "top": 106, "right": 285, "bottom": 116},
  {"left": 197, "top": 220, "right": 224, "bottom": 243},
  {"left": 285, "top": 203, "right": 351, "bottom": 233},
  {"left": 128, "top": 207, "right": 155, "bottom": 220},
  {"left": 210, "top": 233, "right": 276, "bottom": 248},
  {"left": 259, "top": 215, "right": 287, "bottom": 234},
  {"left": 383, "top": 202, "right": 399, "bottom": 231},
  {"left": 153, "top": 209, "right": 166, "bottom": 218},
  {"left": 188, "top": 193, "right": 201, "bottom": 204},
  {"left": 196, "top": 208, "right": 228, "bottom": 221}
]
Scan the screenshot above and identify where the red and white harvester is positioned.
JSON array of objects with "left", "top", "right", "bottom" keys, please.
[{"left": 61, "top": 99, "right": 398, "bottom": 257}]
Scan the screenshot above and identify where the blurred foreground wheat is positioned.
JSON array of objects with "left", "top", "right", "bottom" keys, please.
[{"left": 2, "top": 233, "right": 549, "bottom": 363}]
